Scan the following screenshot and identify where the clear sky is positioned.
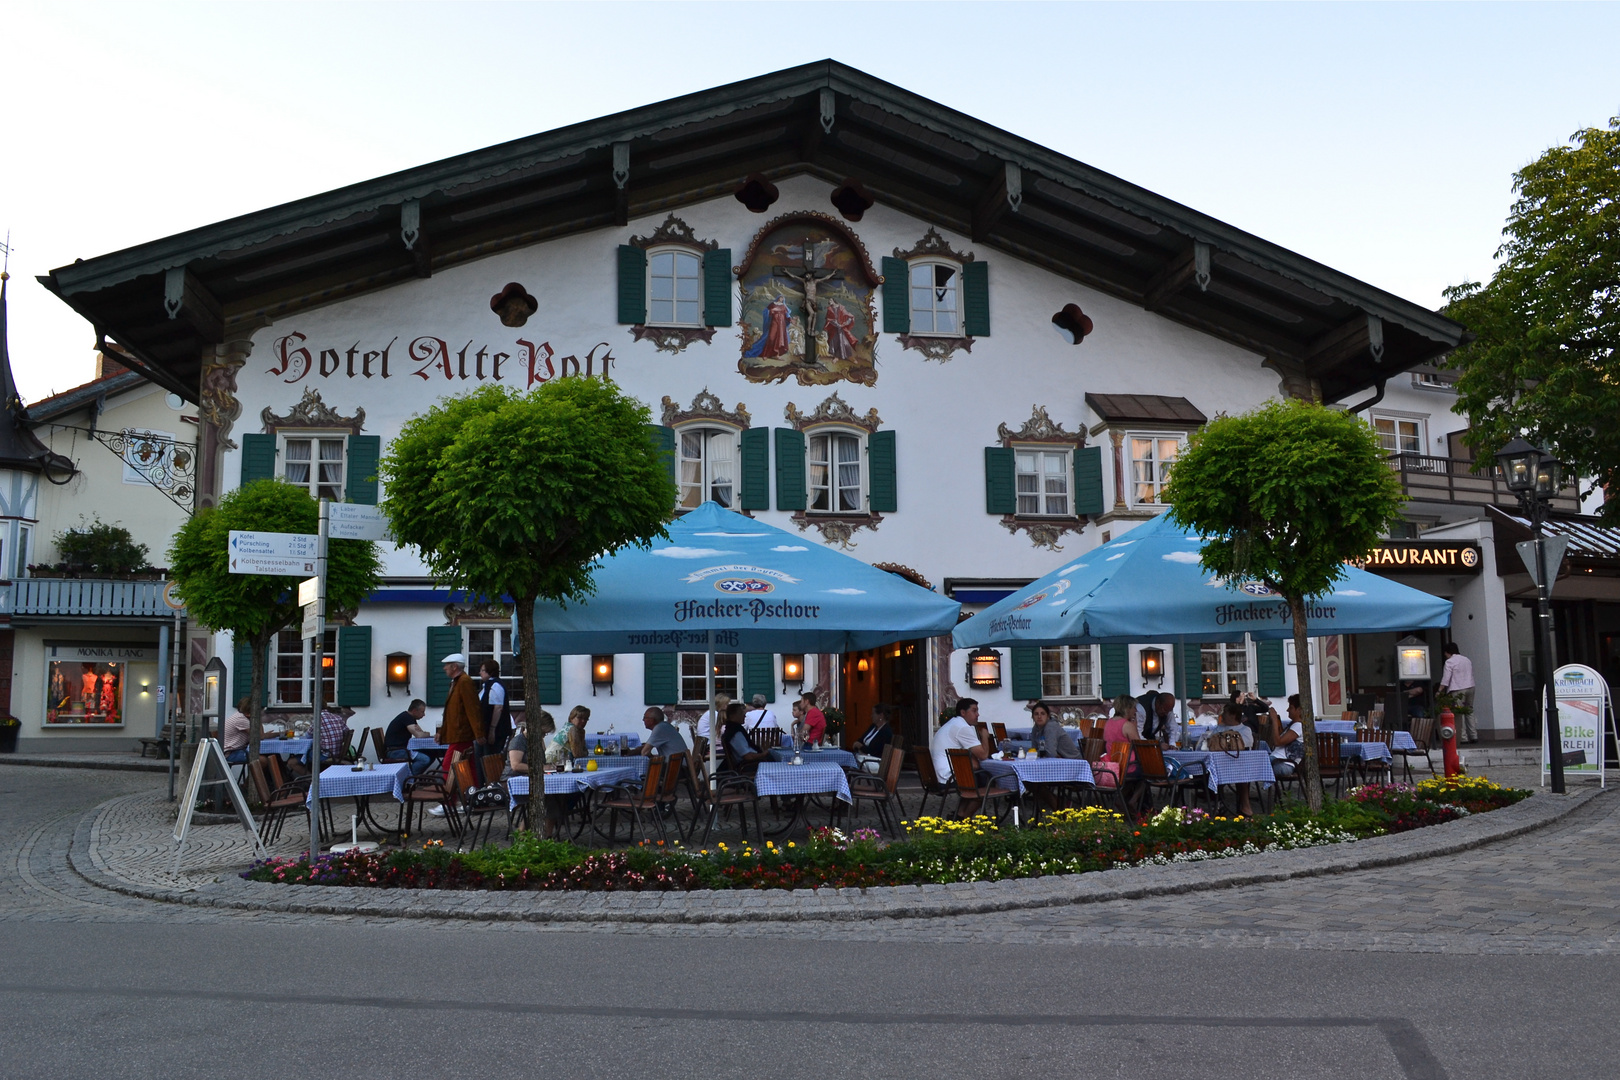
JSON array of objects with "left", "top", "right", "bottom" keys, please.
[{"left": 2, "top": 0, "right": 1616, "bottom": 403}]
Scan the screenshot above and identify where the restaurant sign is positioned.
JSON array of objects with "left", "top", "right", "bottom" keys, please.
[{"left": 1349, "top": 542, "right": 1482, "bottom": 575}]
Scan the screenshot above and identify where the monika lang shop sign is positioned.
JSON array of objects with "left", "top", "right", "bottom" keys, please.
[{"left": 1546, "top": 664, "right": 1614, "bottom": 785}]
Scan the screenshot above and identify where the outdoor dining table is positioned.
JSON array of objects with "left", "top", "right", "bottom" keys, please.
[
  {"left": 980, "top": 756, "right": 1095, "bottom": 793},
  {"left": 766, "top": 747, "right": 858, "bottom": 769},
  {"left": 1164, "top": 750, "right": 1276, "bottom": 792},
  {"left": 259, "top": 737, "right": 311, "bottom": 756},
  {"left": 1342, "top": 741, "right": 1394, "bottom": 764},
  {"left": 584, "top": 733, "right": 641, "bottom": 750},
  {"left": 506, "top": 758, "right": 648, "bottom": 802},
  {"left": 407, "top": 737, "right": 448, "bottom": 752},
  {"left": 306, "top": 762, "right": 410, "bottom": 841},
  {"left": 754, "top": 761, "right": 851, "bottom": 837}
]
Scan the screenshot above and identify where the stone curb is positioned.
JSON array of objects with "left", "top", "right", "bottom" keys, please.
[
  {"left": 0, "top": 754, "right": 170, "bottom": 774},
  {"left": 69, "top": 785, "right": 1606, "bottom": 924}
]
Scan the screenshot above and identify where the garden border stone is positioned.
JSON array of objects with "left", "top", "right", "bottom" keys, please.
[{"left": 68, "top": 785, "right": 1606, "bottom": 924}]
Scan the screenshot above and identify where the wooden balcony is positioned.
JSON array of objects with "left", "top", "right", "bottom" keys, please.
[
  {"left": 1, "top": 577, "right": 179, "bottom": 621},
  {"left": 1390, "top": 454, "right": 1581, "bottom": 514}
]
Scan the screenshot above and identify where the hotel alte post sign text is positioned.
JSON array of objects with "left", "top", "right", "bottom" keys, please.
[{"left": 1349, "top": 541, "right": 1482, "bottom": 575}]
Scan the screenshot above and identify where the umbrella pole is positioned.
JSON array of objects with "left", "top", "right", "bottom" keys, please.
[
  {"left": 707, "top": 648, "right": 717, "bottom": 797},
  {"left": 1178, "top": 635, "right": 1190, "bottom": 749}
]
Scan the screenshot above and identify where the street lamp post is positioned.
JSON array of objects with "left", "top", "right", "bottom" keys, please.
[{"left": 1495, "top": 438, "right": 1565, "bottom": 794}]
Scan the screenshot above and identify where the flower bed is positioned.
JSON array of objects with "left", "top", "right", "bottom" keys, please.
[{"left": 243, "top": 778, "right": 1530, "bottom": 892}]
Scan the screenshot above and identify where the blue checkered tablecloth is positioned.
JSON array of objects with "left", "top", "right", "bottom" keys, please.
[
  {"left": 259, "top": 738, "right": 311, "bottom": 756},
  {"left": 767, "top": 747, "right": 858, "bottom": 769},
  {"left": 1165, "top": 750, "right": 1276, "bottom": 790},
  {"left": 507, "top": 762, "right": 648, "bottom": 801},
  {"left": 754, "top": 762, "right": 851, "bottom": 803},
  {"left": 1315, "top": 720, "right": 1358, "bottom": 735},
  {"left": 1391, "top": 731, "right": 1418, "bottom": 752},
  {"left": 407, "top": 738, "right": 448, "bottom": 751},
  {"left": 1343, "top": 741, "right": 1393, "bottom": 764},
  {"left": 980, "top": 757, "right": 1095, "bottom": 793},
  {"left": 308, "top": 762, "right": 409, "bottom": 804}
]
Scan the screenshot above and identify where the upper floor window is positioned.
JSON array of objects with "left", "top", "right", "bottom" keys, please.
[
  {"left": 281, "top": 433, "right": 345, "bottom": 501},
  {"left": 274, "top": 627, "right": 337, "bottom": 707},
  {"left": 647, "top": 248, "right": 703, "bottom": 327},
  {"left": 808, "top": 430, "right": 864, "bottom": 513},
  {"left": 1200, "top": 640, "right": 1250, "bottom": 697},
  {"left": 1129, "top": 433, "right": 1184, "bottom": 507},
  {"left": 1373, "top": 415, "right": 1425, "bottom": 456},
  {"left": 1016, "top": 448, "right": 1071, "bottom": 517},
  {"left": 678, "top": 427, "right": 736, "bottom": 510},
  {"left": 909, "top": 261, "right": 961, "bottom": 336},
  {"left": 681, "top": 652, "right": 739, "bottom": 704},
  {"left": 1041, "top": 645, "right": 1098, "bottom": 700}
]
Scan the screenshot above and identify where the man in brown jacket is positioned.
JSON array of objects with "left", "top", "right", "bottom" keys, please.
[{"left": 438, "top": 651, "right": 486, "bottom": 790}]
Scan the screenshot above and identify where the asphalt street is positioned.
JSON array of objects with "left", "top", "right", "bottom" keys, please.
[{"left": 2, "top": 764, "right": 1616, "bottom": 1080}]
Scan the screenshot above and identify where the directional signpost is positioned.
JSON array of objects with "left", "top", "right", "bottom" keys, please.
[
  {"left": 329, "top": 502, "right": 389, "bottom": 541},
  {"left": 228, "top": 530, "right": 319, "bottom": 576}
]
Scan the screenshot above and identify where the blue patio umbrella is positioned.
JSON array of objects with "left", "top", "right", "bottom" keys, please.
[
  {"left": 952, "top": 512, "right": 1451, "bottom": 737},
  {"left": 522, "top": 502, "right": 960, "bottom": 781}
]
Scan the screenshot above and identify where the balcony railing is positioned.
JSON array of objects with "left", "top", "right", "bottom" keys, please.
[
  {"left": 1389, "top": 454, "right": 1582, "bottom": 514},
  {"left": 1, "top": 577, "right": 177, "bottom": 618}
]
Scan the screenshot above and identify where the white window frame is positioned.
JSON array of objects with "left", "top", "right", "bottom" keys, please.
[
  {"left": 805, "top": 427, "right": 866, "bottom": 515},
  {"left": 675, "top": 425, "right": 738, "bottom": 511},
  {"left": 679, "top": 651, "right": 740, "bottom": 705},
  {"left": 272, "top": 627, "right": 337, "bottom": 707},
  {"left": 277, "top": 430, "right": 347, "bottom": 501},
  {"left": 1199, "top": 637, "right": 1253, "bottom": 699},
  {"left": 464, "top": 625, "right": 524, "bottom": 706},
  {"left": 1040, "top": 644, "right": 1100, "bottom": 701},
  {"left": 14, "top": 525, "right": 29, "bottom": 579},
  {"left": 1014, "top": 445, "right": 1073, "bottom": 518},
  {"left": 646, "top": 246, "right": 704, "bottom": 328},
  {"left": 1126, "top": 431, "right": 1186, "bottom": 509},
  {"left": 1371, "top": 412, "right": 1427, "bottom": 457},
  {"left": 907, "top": 258, "right": 963, "bottom": 337}
]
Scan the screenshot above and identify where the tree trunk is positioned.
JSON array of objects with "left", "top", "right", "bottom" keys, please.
[
  {"left": 514, "top": 592, "right": 542, "bottom": 833},
  {"left": 1287, "top": 593, "right": 1323, "bottom": 812}
]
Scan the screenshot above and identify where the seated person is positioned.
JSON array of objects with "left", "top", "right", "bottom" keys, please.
[
  {"left": 1097, "top": 695, "right": 1144, "bottom": 803},
  {"left": 930, "top": 698, "right": 990, "bottom": 788},
  {"left": 1269, "top": 694, "right": 1306, "bottom": 775},
  {"left": 641, "top": 707, "right": 690, "bottom": 758},
  {"left": 721, "top": 702, "right": 768, "bottom": 772},
  {"left": 1028, "top": 700, "right": 1080, "bottom": 759},
  {"left": 853, "top": 703, "right": 895, "bottom": 772},
  {"left": 744, "top": 694, "right": 779, "bottom": 732},
  {"left": 302, "top": 706, "right": 354, "bottom": 769},
  {"left": 221, "top": 697, "right": 251, "bottom": 764},
  {"left": 695, "top": 694, "right": 730, "bottom": 744},
  {"left": 1199, "top": 703, "right": 1255, "bottom": 750},
  {"left": 383, "top": 698, "right": 434, "bottom": 775}
]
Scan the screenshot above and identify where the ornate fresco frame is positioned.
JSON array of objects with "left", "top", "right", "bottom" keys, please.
[
  {"left": 784, "top": 391, "right": 881, "bottom": 434},
  {"left": 445, "top": 600, "right": 511, "bottom": 625},
  {"left": 628, "top": 214, "right": 720, "bottom": 355},
  {"left": 997, "top": 404, "right": 1088, "bottom": 552},
  {"left": 661, "top": 389, "right": 752, "bottom": 430},
  {"left": 261, "top": 387, "right": 366, "bottom": 435},
  {"left": 893, "top": 228, "right": 977, "bottom": 363}
]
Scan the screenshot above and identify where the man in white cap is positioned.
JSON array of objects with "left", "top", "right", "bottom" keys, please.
[{"left": 435, "top": 653, "right": 486, "bottom": 812}]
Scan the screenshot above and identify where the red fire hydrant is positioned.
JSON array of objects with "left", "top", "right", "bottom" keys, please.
[{"left": 1437, "top": 708, "right": 1461, "bottom": 777}]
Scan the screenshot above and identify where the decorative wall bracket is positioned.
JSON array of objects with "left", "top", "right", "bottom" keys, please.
[
  {"left": 88, "top": 428, "right": 196, "bottom": 512},
  {"left": 628, "top": 214, "right": 718, "bottom": 252},
  {"left": 261, "top": 388, "right": 365, "bottom": 434},
  {"left": 661, "top": 390, "right": 751, "bottom": 430},
  {"left": 198, "top": 353, "right": 245, "bottom": 451},
  {"left": 1001, "top": 515, "right": 1086, "bottom": 552},
  {"left": 892, "top": 228, "right": 976, "bottom": 265},
  {"left": 794, "top": 512, "right": 882, "bottom": 550},
  {"left": 631, "top": 325, "right": 717, "bottom": 354},
  {"left": 784, "top": 391, "right": 882, "bottom": 433},
  {"left": 897, "top": 333, "right": 974, "bottom": 363}
]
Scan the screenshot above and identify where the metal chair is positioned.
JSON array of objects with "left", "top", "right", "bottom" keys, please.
[
  {"left": 945, "top": 748, "right": 1014, "bottom": 822},
  {"left": 847, "top": 744, "right": 906, "bottom": 835}
]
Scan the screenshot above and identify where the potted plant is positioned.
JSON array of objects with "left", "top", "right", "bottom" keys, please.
[
  {"left": 53, "top": 518, "right": 152, "bottom": 578},
  {"left": 822, "top": 707, "right": 845, "bottom": 747},
  {"left": 0, "top": 715, "right": 20, "bottom": 754}
]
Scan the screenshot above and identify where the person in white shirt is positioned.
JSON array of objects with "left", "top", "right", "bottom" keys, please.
[
  {"left": 930, "top": 698, "right": 990, "bottom": 788},
  {"left": 1437, "top": 643, "right": 1477, "bottom": 743},
  {"left": 744, "top": 694, "right": 779, "bottom": 731},
  {"left": 696, "top": 694, "right": 731, "bottom": 742}
]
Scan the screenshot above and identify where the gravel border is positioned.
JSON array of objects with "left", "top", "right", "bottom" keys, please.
[{"left": 68, "top": 786, "right": 1605, "bottom": 924}]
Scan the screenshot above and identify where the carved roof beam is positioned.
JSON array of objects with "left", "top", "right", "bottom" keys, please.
[
  {"left": 1307, "top": 313, "right": 1385, "bottom": 372},
  {"left": 162, "top": 266, "right": 224, "bottom": 344},
  {"left": 400, "top": 199, "right": 431, "bottom": 279},
  {"left": 971, "top": 162, "right": 1022, "bottom": 243},
  {"left": 1142, "top": 241, "right": 1211, "bottom": 313}
]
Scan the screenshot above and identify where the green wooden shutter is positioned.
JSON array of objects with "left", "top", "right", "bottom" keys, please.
[
  {"left": 647, "top": 424, "right": 676, "bottom": 487},
  {"left": 1174, "top": 641, "right": 1195, "bottom": 701},
  {"left": 535, "top": 653, "right": 562, "bottom": 705},
  {"left": 738, "top": 427, "right": 770, "bottom": 511},
  {"left": 617, "top": 244, "right": 647, "bottom": 324},
  {"left": 240, "top": 434, "right": 276, "bottom": 486},
  {"left": 644, "top": 652, "right": 678, "bottom": 705},
  {"left": 1099, "top": 643, "right": 1129, "bottom": 699},
  {"left": 1073, "top": 445, "right": 1104, "bottom": 516},
  {"left": 424, "top": 626, "right": 463, "bottom": 707},
  {"left": 867, "top": 429, "right": 897, "bottom": 513},
  {"left": 1256, "top": 639, "right": 1286, "bottom": 698},
  {"left": 984, "top": 446, "right": 1015, "bottom": 514},
  {"left": 1009, "top": 647, "right": 1041, "bottom": 700},
  {"left": 336, "top": 624, "right": 372, "bottom": 707},
  {"left": 774, "top": 428, "right": 806, "bottom": 511},
  {"left": 232, "top": 638, "right": 267, "bottom": 709},
  {"left": 345, "top": 435, "right": 381, "bottom": 506},
  {"left": 962, "top": 260, "right": 990, "bottom": 337},
  {"left": 741, "top": 653, "right": 776, "bottom": 704},
  {"left": 881, "top": 256, "right": 910, "bottom": 334},
  {"left": 702, "top": 248, "right": 732, "bottom": 327}
]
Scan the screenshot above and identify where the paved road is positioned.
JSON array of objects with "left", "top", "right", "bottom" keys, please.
[{"left": 2, "top": 765, "right": 1617, "bottom": 1080}]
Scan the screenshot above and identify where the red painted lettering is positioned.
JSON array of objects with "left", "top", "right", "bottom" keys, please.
[
  {"left": 518, "top": 339, "right": 555, "bottom": 388},
  {"left": 270, "top": 333, "right": 311, "bottom": 383},
  {"left": 409, "top": 336, "right": 453, "bottom": 381}
]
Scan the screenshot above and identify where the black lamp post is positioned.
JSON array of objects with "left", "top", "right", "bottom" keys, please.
[{"left": 1495, "top": 437, "right": 1565, "bottom": 793}]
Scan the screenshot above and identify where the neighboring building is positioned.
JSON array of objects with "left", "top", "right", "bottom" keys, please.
[
  {"left": 0, "top": 278, "right": 194, "bottom": 751},
  {"left": 45, "top": 62, "right": 1532, "bottom": 748}
]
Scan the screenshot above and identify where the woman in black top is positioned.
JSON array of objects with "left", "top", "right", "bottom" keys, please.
[{"left": 854, "top": 703, "right": 894, "bottom": 772}]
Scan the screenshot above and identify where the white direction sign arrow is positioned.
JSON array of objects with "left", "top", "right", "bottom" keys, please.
[
  {"left": 229, "top": 530, "right": 318, "bottom": 559},
  {"left": 328, "top": 502, "right": 390, "bottom": 542}
]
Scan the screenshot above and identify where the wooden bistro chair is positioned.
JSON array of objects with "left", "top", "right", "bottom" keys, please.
[
  {"left": 682, "top": 750, "right": 762, "bottom": 846},
  {"left": 945, "top": 748, "right": 1014, "bottom": 823},
  {"left": 909, "top": 748, "right": 955, "bottom": 819},
  {"left": 398, "top": 766, "right": 459, "bottom": 842},
  {"left": 991, "top": 722, "right": 1009, "bottom": 743},
  {"left": 1400, "top": 714, "right": 1438, "bottom": 782},
  {"left": 598, "top": 756, "right": 676, "bottom": 844},
  {"left": 1132, "top": 740, "right": 1198, "bottom": 812},
  {"left": 1087, "top": 742, "right": 1134, "bottom": 815},
  {"left": 755, "top": 727, "right": 782, "bottom": 751},
  {"left": 1315, "top": 733, "right": 1346, "bottom": 799},
  {"left": 247, "top": 758, "right": 307, "bottom": 844},
  {"left": 847, "top": 744, "right": 906, "bottom": 836}
]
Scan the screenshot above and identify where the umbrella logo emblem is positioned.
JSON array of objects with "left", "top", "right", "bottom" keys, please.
[
  {"left": 715, "top": 578, "right": 775, "bottom": 594},
  {"left": 1013, "top": 591, "right": 1047, "bottom": 610},
  {"left": 1238, "top": 581, "right": 1277, "bottom": 596}
]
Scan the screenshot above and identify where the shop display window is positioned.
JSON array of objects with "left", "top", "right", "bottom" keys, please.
[{"left": 48, "top": 660, "right": 124, "bottom": 725}]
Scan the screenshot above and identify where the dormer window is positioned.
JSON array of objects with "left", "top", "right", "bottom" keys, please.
[
  {"left": 647, "top": 247, "right": 703, "bottom": 327},
  {"left": 908, "top": 261, "right": 960, "bottom": 336}
]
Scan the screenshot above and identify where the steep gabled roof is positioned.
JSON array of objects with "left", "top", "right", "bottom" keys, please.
[{"left": 39, "top": 60, "right": 1463, "bottom": 404}]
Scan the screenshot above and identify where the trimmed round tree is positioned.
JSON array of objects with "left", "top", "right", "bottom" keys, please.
[
  {"left": 1161, "top": 398, "right": 1404, "bottom": 811},
  {"left": 379, "top": 378, "right": 675, "bottom": 797},
  {"left": 168, "top": 479, "right": 383, "bottom": 760}
]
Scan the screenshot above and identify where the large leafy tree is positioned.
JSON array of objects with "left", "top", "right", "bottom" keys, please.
[
  {"left": 1444, "top": 116, "right": 1620, "bottom": 519},
  {"left": 1162, "top": 399, "right": 1405, "bottom": 811},
  {"left": 169, "top": 479, "right": 383, "bottom": 760},
  {"left": 379, "top": 378, "right": 675, "bottom": 793}
]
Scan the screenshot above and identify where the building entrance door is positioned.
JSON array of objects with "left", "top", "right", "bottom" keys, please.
[{"left": 843, "top": 639, "right": 927, "bottom": 750}]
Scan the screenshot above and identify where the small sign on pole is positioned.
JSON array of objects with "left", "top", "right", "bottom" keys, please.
[
  {"left": 1517, "top": 536, "right": 1570, "bottom": 589},
  {"left": 297, "top": 576, "right": 319, "bottom": 607},
  {"left": 301, "top": 602, "right": 320, "bottom": 639},
  {"left": 328, "top": 502, "right": 389, "bottom": 541}
]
